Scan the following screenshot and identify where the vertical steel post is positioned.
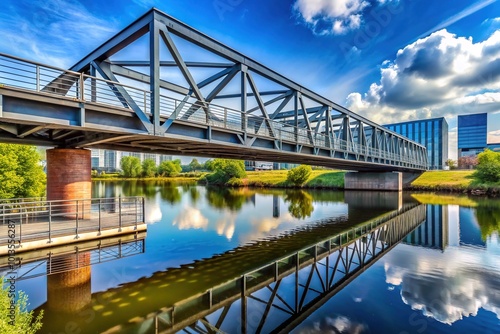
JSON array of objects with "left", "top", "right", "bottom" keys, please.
[
  {"left": 119, "top": 196, "right": 122, "bottom": 231},
  {"left": 36, "top": 65, "right": 40, "bottom": 92},
  {"left": 142, "top": 197, "right": 145, "bottom": 223},
  {"left": 98, "top": 198, "right": 102, "bottom": 233},
  {"left": 135, "top": 197, "right": 138, "bottom": 229},
  {"left": 48, "top": 201, "right": 52, "bottom": 243},
  {"left": 75, "top": 200, "right": 79, "bottom": 238},
  {"left": 150, "top": 19, "right": 160, "bottom": 135},
  {"left": 224, "top": 108, "right": 227, "bottom": 128},
  {"left": 241, "top": 275, "right": 247, "bottom": 334},
  {"left": 80, "top": 73, "right": 85, "bottom": 101}
]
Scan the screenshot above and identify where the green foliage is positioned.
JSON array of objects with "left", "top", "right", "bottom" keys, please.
[
  {"left": 205, "top": 159, "right": 246, "bottom": 185},
  {"left": 0, "top": 281, "right": 43, "bottom": 333},
  {"left": 284, "top": 190, "right": 314, "bottom": 219},
  {"left": 204, "top": 159, "right": 215, "bottom": 171},
  {"left": 0, "top": 144, "right": 46, "bottom": 199},
  {"left": 287, "top": 165, "right": 312, "bottom": 186},
  {"left": 206, "top": 187, "right": 247, "bottom": 211},
  {"left": 474, "top": 150, "right": 500, "bottom": 183},
  {"left": 91, "top": 169, "right": 98, "bottom": 177},
  {"left": 475, "top": 203, "right": 500, "bottom": 240},
  {"left": 189, "top": 158, "right": 202, "bottom": 172},
  {"left": 142, "top": 159, "right": 157, "bottom": 178},
  {"left": 445, "top": 159, "right": 457, "bottom": 170},
  {"left": 120, "top": 156, "right": 142, "bottom": 178},
  {"left": 158, "top": 160, "right": 182, "bottom": 177}
]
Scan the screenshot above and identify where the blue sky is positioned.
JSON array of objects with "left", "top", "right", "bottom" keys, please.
[{"left": 1, "top": 0, "right": 500, "bottom": 159}]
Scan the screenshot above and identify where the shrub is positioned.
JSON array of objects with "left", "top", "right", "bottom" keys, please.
[
  {"left": 158, "top": 160, "right": 182, "bottom": 177},
  {"left": 0, "top": 280, "right": 43, "bottom": 333},
  {"left": 205, "top": 159, "right": 246, "bottom": 185},
  {"left": 287, "top": 165, "right": 312, "bottom": 186},
  {"left": 475, "top": 150, "right": 500, "bottom": 183}
]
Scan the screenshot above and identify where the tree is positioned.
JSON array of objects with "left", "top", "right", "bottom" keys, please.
[
  {"left": 287, "top": 165, "right": 312, "bottom": 186},
  {"left": 475, "top": 149, "right": 500, "bottom": 183},
  {"left": 120, "top": 156, "right": 142, "bottom": 178},
  {"left": 0, "top": 282, "right": 43, "bottom": 333},
  {"left": 458, "top": 155, "right": 478, "bottom": 169},
  {"left": 204, "top": 160, "right": 215, "bottom": 171},
  {"left": 0, "top": 144, "right": 46, "bottom": 199},
  {"left": 142, "top": 158, "right": 157, "bottom": 177},
  {"left": 158, "top": 160, "right": 182, "bottom": 177},
  {"left": 205, "top": 159, "right": 246, "bottom": 185},
  {"left": 445, "top": 159, "right": 457, "bottom": 170},
  {"left": 189, "top": 158, "right": 202, "bottom": 172}
]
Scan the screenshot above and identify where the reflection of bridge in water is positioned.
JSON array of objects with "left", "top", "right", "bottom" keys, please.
[{"left": 36, "top": 203, "right": 426, "bottom": 333}]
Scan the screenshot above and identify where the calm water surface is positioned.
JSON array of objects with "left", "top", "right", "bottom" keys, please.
[{"left": 13, "top": 181, "right": 500, "bottom": 333}]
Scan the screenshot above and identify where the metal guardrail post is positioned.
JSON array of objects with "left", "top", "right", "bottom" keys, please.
[
  {"left": 142, "top": 197, "right": 145, "bottom": 224},
  {"left": 98, "top": 198, "right": 101, "bottom": 233},
  {"left": 80, "top": 73, "right": 85, "bottom": 101},
  {"left": 119, "top": 196, "right": 122, "bottom": 232},
  {"left": 224, "top": 108, "right": 227, "bottom": 128},
  {"left": 36, "top": 65, "right": 40, "bottom": 92},
  {"left": 135, "top": 197, "right": 138, "bottom": 230},
  {"left": 48, "top": 202, "right": 52, "bottom": 243},
  {"left": 76, "top": 200, "right": 79, "bottom": 239},
  {"left": 19, "top": 208, "right": 22, "bottom": 243}
]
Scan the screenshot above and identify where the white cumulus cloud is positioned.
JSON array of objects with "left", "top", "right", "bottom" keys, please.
[
  {"left": 293, "top": 0, "right": 371, "bottom": 35},
  {"left": 346, "top": 29, "right": 500, "bottom": 128}
]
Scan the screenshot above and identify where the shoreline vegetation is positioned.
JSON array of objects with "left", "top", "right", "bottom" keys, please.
[{"left": 92, "top": 169, "right": 500, "bottom": 196}]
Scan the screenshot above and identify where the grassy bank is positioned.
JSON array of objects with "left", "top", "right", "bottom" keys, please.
[
  {"left": 409, "top": 170, "right": 500, "bottom": 194},
  {"left": 92, "top": 169, "right": 500, "bottom": 194},
  {"left": 244, "top": 170, "right": 345, "bottom": 188}
]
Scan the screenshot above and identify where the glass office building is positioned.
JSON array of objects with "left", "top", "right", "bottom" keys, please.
[
  {"left": 384, "top": 117, "right": 448, "bottom": 170},
  {"left": 457, "top": 113, "right": 487, "bottom": 157}
]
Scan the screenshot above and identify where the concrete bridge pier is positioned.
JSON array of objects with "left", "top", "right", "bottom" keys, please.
[
  {"left": 344, "top": 172, "right": 402, "bottom": 191},
  {"left": 46, "top": 148, "right": 91, "bottom": 219}
]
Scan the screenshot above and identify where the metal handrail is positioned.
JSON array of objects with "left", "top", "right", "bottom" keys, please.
[
  {"left": 0, "top": 196, "right": 145, "bottom": 246},
  {"left": 0, "top": 53, "right": 427, "bottom": 169}
]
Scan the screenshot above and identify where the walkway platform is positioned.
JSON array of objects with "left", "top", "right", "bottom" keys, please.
[{"left": 0, "top": 197, "right": 146, "bottom": 255}]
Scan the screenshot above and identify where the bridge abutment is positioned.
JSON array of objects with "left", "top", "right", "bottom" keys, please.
[
  {"left": 47, "top": 148, "right": 91, "bottom": 218},
  {"left": 344, "top": 172, "right": 402, "bottom": 191}
]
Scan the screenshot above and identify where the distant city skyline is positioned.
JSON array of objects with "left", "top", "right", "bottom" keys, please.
[{"left": 2, "top": 1, "right": 500, "bottom": 160}]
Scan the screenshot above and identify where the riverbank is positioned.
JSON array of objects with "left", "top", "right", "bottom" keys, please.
[{"left": 92, "top": 170, "right": 500, "bottom": 194}]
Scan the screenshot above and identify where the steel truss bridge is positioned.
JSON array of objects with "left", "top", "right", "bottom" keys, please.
[
  {"left": 0, "top": 9, "right": 426, "bottom": 171},
  {"left": 35, "top": 203, "right": 425, "bottom": 333}
]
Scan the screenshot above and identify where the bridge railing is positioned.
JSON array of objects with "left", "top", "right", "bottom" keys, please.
[
  {"left": 0, "top": 53, "right": 426, "bottom": 169},
  {"left": 0, "top": 196, "right": 144, "bottom": 247}
]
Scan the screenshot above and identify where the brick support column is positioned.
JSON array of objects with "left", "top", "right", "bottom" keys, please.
[{"left": 46, "top": 148, "right": 91, "bottom": 218}]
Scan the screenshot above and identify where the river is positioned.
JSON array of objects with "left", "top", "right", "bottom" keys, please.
[{"left": 13, "top": 181, "right": 500, "bottom": 333}]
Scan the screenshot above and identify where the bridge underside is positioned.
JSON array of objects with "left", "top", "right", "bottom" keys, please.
[{"left": 0, "top": 8, "right": 427, "bottom": 172}]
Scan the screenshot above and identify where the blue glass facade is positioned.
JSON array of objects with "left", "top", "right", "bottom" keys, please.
[
  {"left": 457, "top": 113, "right": 487, "bottom": 157},
  {"left": 384, "top": 117, "right": 448, "bottom": 170}
]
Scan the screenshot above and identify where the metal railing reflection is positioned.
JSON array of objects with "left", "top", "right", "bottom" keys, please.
[{"left": 137, "top": 205, "right": 426, "bottom": 333}]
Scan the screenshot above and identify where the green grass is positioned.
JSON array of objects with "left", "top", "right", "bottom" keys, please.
[
  {"left": 92, "top": 169, "right": 500, "bottom": 193},
  {"left": 410, "top": 170, "right": 475, "bottom": 190},
  {"left": 244, "top": 170, "right": 345, "bottom": 188}
]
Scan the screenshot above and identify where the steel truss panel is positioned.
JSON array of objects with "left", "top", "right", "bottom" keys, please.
[{"left": 0, "top": 8, "right": 427, "bottom": 171}]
